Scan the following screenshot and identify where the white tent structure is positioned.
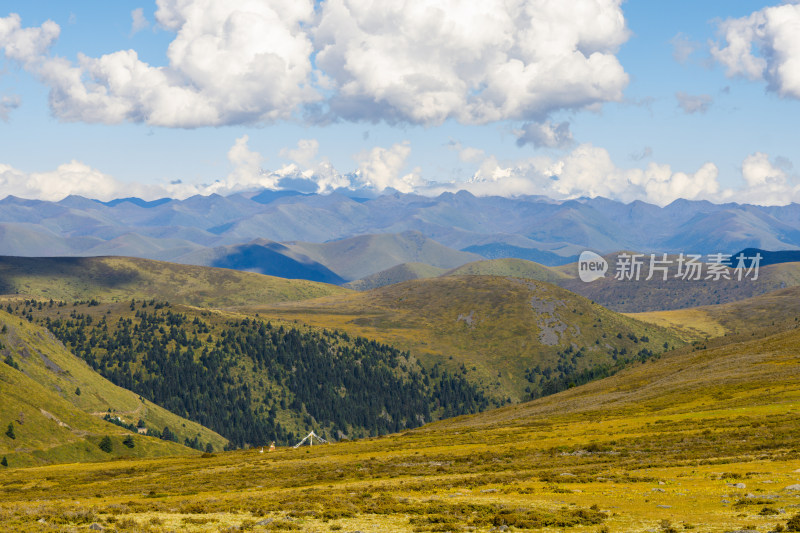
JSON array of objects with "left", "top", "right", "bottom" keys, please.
[{"left": 293, "top": 431, "right": 327, "bottom": 448}]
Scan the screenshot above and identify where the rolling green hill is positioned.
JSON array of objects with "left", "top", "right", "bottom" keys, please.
[
  {"left": 443, "top": 257, "right": 571, "bottom": 284},
  {"left": 433, "top": 314, "right": 800, "bottom": 432},
  {"left": 0, "top": 255, "right": 349, "bottom": 306},
  {"left": 249, "top": 275, "right": 684, "bottom": 402},
  {"left": 0, "top": 310, "right": 226, "bottom": 467},
  {"left": 345, "top": 262, "right": 447, "bottom": 291}
]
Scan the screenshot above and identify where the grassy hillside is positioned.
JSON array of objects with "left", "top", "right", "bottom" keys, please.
[
  {"left": 435, "top": 317, "right": 800, "bottom": 430},
  {"left": 2, "top": 314, "right": 800, "bottom": 531},
  {"left": 345, "top": 262, "right": 446, "bottom": 291},
  {"left": 556, "top": 255, "right": 800, "bottom": 312},
  {"left": 284, "top": 231, "right": 482, "bottom": 281},
  {"left": 0, "top": 255, "right": 349, "bottom": 306},
  {"left": 249, "top": 276, "right": 683, "bottom": 402},
  {"left": 628, "top": 284, "right": 800, "bottom": 341},
  {"left": 444, "top": 257, "right": 572, "bottom": 284},
  {"left": 0, "top": 310, "right": 226, "bottom": 467}
]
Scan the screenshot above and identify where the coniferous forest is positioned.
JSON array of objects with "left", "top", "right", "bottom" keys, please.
[{"left": 11, "top": 299, "right": 491, "bottom": 447}]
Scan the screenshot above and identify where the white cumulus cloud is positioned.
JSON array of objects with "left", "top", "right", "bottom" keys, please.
[
  {"left": 315, "top": 0, "right": 630, "bottom": 125},
  {"left": 1, "top": 3, "right": 319, "bottom": 127},
  {"left": 742, "top": 151, "right": 788, "bottom": 187},
  {"left": 209, "top": 136, "right": 354, "bottom": 195},
  {"left": 0, "top": 160, "right": 174, "bottom": 201},
  {"left": 2, "top": 1, "right": 630, "bottom": 128},
  {"left": 280, "top": 138, "right": 319, "bottom": 167},
  {"left": 223, "top": 134, "right": 268, "bottom": 189},
  {"left": 0, "top": 13, "right": 60, "bottom": 63},
  {"left": 731, "top": 151, "right": 799, "bottom": 206},
  {"left": 353, "top": 142, "right": 423, "bottom": 193},
  {"left": 450, "top": 147, "right": 800, "bottom": 207},
  {"left": 446, "top": 143, "right": 721, "bottom": 205},
  {"left": 711, "top": 3, "right": 800, "bottom": 99},
  {"left": 543, "top": 144, "right": 720, "bottom": 204},
  {"left": 273, "top": 138, "right": 351, "bottom": 193}
]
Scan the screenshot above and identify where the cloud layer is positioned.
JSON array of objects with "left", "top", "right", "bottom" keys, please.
[
  {"left": 0, "top": 0, "right": 630, "bottom": 127},
  {"left": 0, "top": 160, "right": 175, "bottom": 201},
  {"left": 712, "top": 3, "right": 800, "bottom": 99},
  {"left": 452, "top": 143, "right": 722, "bottom": 206},
  {"left": 2, "top": 135, "right": 797, "bottom": 208}
]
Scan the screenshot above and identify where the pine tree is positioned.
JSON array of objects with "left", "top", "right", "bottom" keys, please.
[
  {"left": 98, "top": 436, "right": 113, "bottom": 453},
  {"left": 122, "top": 435, "right": 135, "bottom": 448},
  {"left": 1, "top": 456, "right": 7, "bottom": 467},
  {"left": 5, "top": 423, "right": 14, "bottom": 439},
  {"left": 75, "top": 386, "right": 81, "bottom": 396}
]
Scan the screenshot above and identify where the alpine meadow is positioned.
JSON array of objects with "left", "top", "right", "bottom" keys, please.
[{"left": 4, "top": 1, "right": 800, "bottom": 532}]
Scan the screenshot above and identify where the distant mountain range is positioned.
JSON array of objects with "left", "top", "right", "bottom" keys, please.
[{"left": 2, "top": 190, "right": 800, "bottom": 283}]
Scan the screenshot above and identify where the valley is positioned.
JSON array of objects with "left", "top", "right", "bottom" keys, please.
[
  {"left": 3, "top": 302, "right": 800, "bottom": 531},
  {"left": 2, "top": 254, "right": 799, "bottom": 531}
]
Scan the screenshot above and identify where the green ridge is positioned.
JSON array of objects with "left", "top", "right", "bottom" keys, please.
[{"left": 0, "top": 255, "right": 349, "bottom": 306}]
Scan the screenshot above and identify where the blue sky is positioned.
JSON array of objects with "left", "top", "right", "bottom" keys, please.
[{"left": 1, "top": 1, "right": 799, "bottom": 205}]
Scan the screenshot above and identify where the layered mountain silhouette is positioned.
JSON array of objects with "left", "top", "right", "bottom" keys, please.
[{"left": 2, "top": 190, "right": 800, "bottom": 283}]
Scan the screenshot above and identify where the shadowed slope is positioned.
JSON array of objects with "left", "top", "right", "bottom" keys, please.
[{"left": 0, "top": 256, "right": 349, "bottom": 306}]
